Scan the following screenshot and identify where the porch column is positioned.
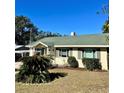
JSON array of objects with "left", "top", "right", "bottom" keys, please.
[
  {"left": 44, "top": 48, "right": 47, "bottom": 55},
  {"left": 21, "top": 52, "right": 23, "bottom": 57},
  {"left": 29, "top": 47, "right": 35, "bottom": 56},
  {"left": 100, "top": 48, "right": 108, "bottom": 70},
  {"left": 46, "top": 47, "right": 50, "bottom": 55}
]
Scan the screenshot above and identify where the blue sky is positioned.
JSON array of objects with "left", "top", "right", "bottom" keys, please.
[{"left": 16, "top": 0, "right": 109, "bottom": 35}]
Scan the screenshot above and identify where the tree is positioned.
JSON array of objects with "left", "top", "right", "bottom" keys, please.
[
  {"left": 102, "top": 19, "right": 109, "bottom": 33},
  {"left": 15, "top": 16, "right": 63, "bottom": 45},
  {"left": 97, "top": 3, "right": 109, "bottom": 33},
  {"left": 15, "top": 55, "right": 52, "bottom": 83},
  {"left": 35, "top": 31, "right": 62, "bottom": 40},
  {"left": 15, "top": 16, "right": 38, "bottom": 45},
  {"left": 102, "top": 4, "right": 109, "bottom": 33}
]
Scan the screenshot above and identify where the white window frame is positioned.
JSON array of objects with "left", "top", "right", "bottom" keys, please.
[{"left": 59, "top": 49, "right": 69, "bottom": 57}]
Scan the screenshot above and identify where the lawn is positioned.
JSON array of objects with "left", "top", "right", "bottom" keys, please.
[{"left": 16, "top": 68, "right": 109, "bottom": 93}]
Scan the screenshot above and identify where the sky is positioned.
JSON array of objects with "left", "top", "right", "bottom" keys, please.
[{"left": 15, "top": 0, "right": 109, "bottom": 35}]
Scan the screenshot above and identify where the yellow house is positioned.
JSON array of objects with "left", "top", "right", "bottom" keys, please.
[{"left": 28, "top": 33, "right": 109, "bottom": 70}]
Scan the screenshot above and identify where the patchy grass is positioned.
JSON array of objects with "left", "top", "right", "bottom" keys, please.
[{"left": 16, "top": 68, "right": 109, "bottom": 93}]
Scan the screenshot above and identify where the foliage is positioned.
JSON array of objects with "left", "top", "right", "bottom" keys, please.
[
  {"left": 102, "top": 4, "right": 109, "bottom": 33},
  {"left": 16, "top": 55, "right": 52, "bottom": 83},
  {"left": 102, "top": 19, "right": 109, "bottom": 33},
  {"left": 36, "top": 31, "right": 62, "bottom": 40},
  {"left": 97, "top": 4, "right": 109, "bottom": 33},
  {"left": 82, "top": 58, "right": 101, "bottom": 71},
  {"left": 15, "top": 53, "right": 22, "bottom": 62},
  {"left": 15, "top": 16, "right": 62, "bottom": 45},
  {"left": 15, "top": 16, "right": 38, "bottom": 45},
  {"left": 67, "top": 56, "right": 78, "bottom": 68},
  {"left": 45, "top": 54, "right": 54, "bottom": 60}
]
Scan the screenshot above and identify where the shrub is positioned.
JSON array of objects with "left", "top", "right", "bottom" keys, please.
[
  {"left": 16, "top": 55, "right": 51, "bottom": 83},
  {"left": 15, "top": 53, "right": 22, "bottom": 62},
  {"left": 67, "top": 56, "right": 78, "bottom": 68},
  {"left": 82, "top": 58, "right": 101, "bottom": 71}
]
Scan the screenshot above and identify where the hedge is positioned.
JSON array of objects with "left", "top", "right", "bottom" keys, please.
[
  {"left": 67, "top": 56, "right": 78, "bottom": 68},
  {"left": 82, "top": 58, "right": 101, "bottom": 71}
]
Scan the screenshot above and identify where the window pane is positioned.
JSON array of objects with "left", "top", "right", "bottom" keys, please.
[
  {"left": 58, "top": 48, "right": 69, "bottom": 57},
  {"left": 83, "top": 49, "right": 97, "bottom": 58},
  {"left": 62, "top": 49, "right": 67, "bottom": 57},
  {"left": 84, "top": 51, "right": 93, "bottom": 58}
]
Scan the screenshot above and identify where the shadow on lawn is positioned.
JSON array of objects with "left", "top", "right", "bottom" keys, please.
[{"left": 50, "top": 72, "right": 68, "bottom": 81}]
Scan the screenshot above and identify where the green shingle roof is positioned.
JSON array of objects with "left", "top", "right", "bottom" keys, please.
[{"left": 29, "top": 33, "right": 109, "bottom": 46}]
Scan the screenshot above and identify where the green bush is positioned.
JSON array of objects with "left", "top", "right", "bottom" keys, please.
[
  {"left": 67, "top": 56, "right": 78, "bottom": 68},
  {"left": 16, "top": 55, "right": 51, "bottom": 83},
  {"left": 82, "top": 58, "right": 101, "bottom": 71},
  {"left": 15, "top": 53, "right": 22, "bottom": 62}
]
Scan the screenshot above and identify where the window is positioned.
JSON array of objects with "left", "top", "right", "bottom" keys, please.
[
  {"left": 83, "top": 49, "right": 97, "bottom": 58},
  {"left": 59, "top": 49, "right": 69, "bottom": 57},
  {"left": 23, "top": 52, "right": 29, "bottom": 56},
  {"left": 35, "top": 48, "right": 44, "bottom": 55}
]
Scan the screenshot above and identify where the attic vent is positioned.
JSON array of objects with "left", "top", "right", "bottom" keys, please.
[{"left": 70, "top": 32, "right": 76, "bottom": 36}]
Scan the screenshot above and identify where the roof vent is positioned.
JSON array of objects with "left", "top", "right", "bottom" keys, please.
[{"left": 70, "top": 32, "right": 76, "bottom": 36}]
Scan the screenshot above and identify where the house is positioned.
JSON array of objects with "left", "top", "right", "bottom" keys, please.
[
  {"left": 15, "top": 45, "right": 30, "bottom": 57},
  {"left": 15, "top": 45, "right": 30, "bottom": 62},
  {"left": 16, "top": 33, "right": 109, "bottom": 70}
]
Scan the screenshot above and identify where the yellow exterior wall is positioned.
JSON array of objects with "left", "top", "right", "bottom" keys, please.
[
  {"left": 55, "top": 57, "right": 68, "bottom": 66},
  {"left": 55, "top": 57, "right": 84, "bottom": 68},
  {"left": 54, "top": 47, "right": 108, "bottom": 70},
  {"left": 55, "top": 48, "right": 84, "bottom": 68},
  {"left": 72, "top": 48, "right": 78, "bottom": 59},
  {"left": 77, "top": 59, "right": 84, "bottom": 68},
  {"left": 100, "top": 48, "right": 108, "bottom": 70},
  {"left": 72, "top": 48, "right": 84, "bottom": 68}
]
